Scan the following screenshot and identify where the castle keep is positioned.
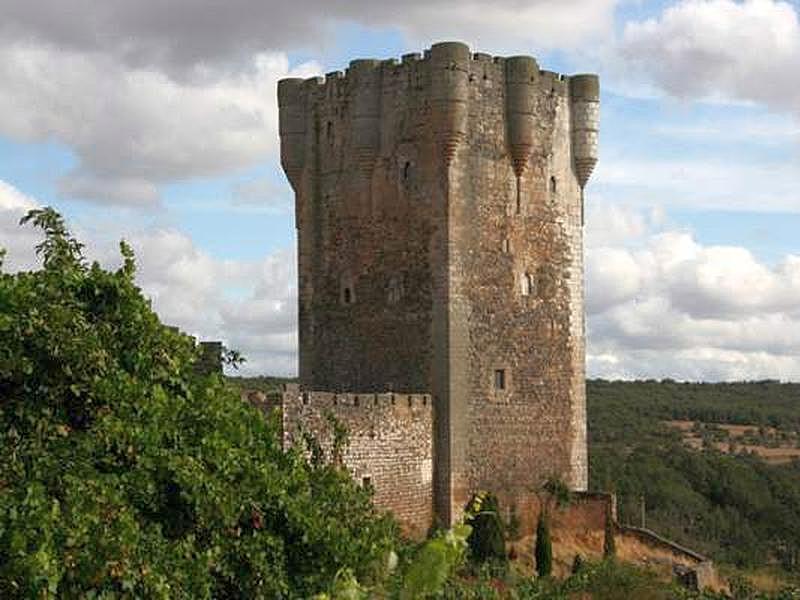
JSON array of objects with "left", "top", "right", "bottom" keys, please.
[{"left": 277, "top": 42, "right": 599, "bottom": 530}]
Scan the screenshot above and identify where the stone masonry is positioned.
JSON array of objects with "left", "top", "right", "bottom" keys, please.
[
  {"left": 256, "top": 385, "right": 434, "bottom": 537},
  {"left": 278, "top": 41, "right": 599, "bottom": 530}
]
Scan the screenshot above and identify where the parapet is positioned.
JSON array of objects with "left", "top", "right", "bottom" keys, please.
[
  {"left": 280, "top": 385, "right": 433, "bottom": 416},
  {"left": 276, "top": 41, "right": 600, "bottom": 190}
]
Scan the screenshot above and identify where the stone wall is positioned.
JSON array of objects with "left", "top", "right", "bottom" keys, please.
[
  {"left": 508, "top": 492, "right": 718, "bottom": 591},
  {"left": 278, "top": 41, "right": 598, "bottom": 526},
  {"left": 259, "top": 384, "right": 434, "bottom": 538}
]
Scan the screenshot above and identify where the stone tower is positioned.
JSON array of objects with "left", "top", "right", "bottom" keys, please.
[{"left": 278, "top": 42, "right": 599, "bottom": 525}]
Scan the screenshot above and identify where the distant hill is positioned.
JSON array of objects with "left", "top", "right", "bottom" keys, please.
[
  {"left": 225, "top": 375, "right": 295, "bottom": 395},
  {"left": 588, "top": 379, "right": 800, "bottom": 579}
]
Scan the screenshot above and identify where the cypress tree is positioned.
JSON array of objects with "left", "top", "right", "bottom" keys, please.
[
  {"left": 534, "top": 512, "right": 553, "bottom": 577},
  {"left": 603, "top": 501, "right": 617, "bottom": 559}
]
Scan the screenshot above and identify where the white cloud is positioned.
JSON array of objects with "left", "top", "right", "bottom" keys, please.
[
  {"left": 0, "top": 1, "right": 621, "bottom": 73},
  {"left": 586, "top": 247, "right": 643, "bottom": 313},
  {"left": 0, "top": 0, "right": 626, "bottom": 206},
  {"left": 586, "top": 204, "right": 800, "bottom": 381},
  {"left": 592, "top": 156, "right": 800, "bottom": 213},
  {"left": 383, "top": 0, "right": 619, "bottom": 54},
  {"left": 0, "top": 180, "right": 297, "bottom": 376},
  {"left": 231, "top": 176, "right": 294, "bottom": 213},
  {"left": 0, "top": 180, "right": 41, "bottom": 272},
  {"left": 617, "top": 0, "right": 800, "bottom": 115},
  {"left": 110, "top": 230, "right": 298, "bottom": 376},
  {"left": 0, "top": 43, "right": 319, "bottom": 205},
  {"left": 650, "top": 117, "right": 800, "bottom": 145}
]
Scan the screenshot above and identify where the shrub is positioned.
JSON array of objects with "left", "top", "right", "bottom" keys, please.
[
  {"left": 572, "top": 554, "right": 585, "bottom": 574},
  {"left": 466, "top": 492, "right": 507, "bottom": 566},
  {"left": 0, "top": 208, "right": 397, "bottom": 598}
]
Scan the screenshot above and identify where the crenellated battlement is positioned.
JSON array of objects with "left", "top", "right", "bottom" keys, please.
[
  {"left": 279, "top": 384, "right": 432, "bottom": 414},
  {"left": 285, "top": 46, "right": 582, "bottom": 91},
  {"left": 278, "top": 41, "right": 599, "bottom": 192}
]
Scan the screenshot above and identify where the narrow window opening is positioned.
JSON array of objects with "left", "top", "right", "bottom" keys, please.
[
  {"left": 362, "top": 476, "right": 372, "bottom": 488},
  {"left": 403, "top": 161, "right": 411, "bottom": 180},
  {"left": 502, "top": 238, "right": 510, "bottom": 253},
  {"left": 550, "top": 176, "right": 557, "bottom": 193},
  {"left": 326, "top": 121, "right": 333, "bottom": 142},
  {"left": 388, "top": 274, "right": 403, "bottom": 305},
  {"left": 343, "top": 287, "right": 352, "bottom": 304},
  {"left": 494, "top": 369, "right": 507, "bottom": 391},
  {"left": 521, "top": 273, "right": 533, "bottom": 296},
  {"left": 354, "top": 395, "right": 360, "bottom": 407}
]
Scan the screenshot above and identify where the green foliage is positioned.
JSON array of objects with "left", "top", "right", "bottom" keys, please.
[
  {"left": 441, "top": 559, "right": 743, "bottom": 599},
  {"left": 466, "top": 492, "right": 507, "bottom": 566},
  {"left": 0, "top": 209, "right": 397, "bottom": 598},
  {"left": 571, "top": 554, "right": 585, "bottom": 574},
  {"left": 588, "top": 379, "right": 800, "bottom": 572},
  {"left": 226, "top": 375, "right": 294, "bottom": 395},
  {"left": 400, "top": 523, "right": 472, "bottom": 599},
  {"left": 542, "top": 476, "right": 571, "bottom": 510},
  {"left": 534, "top": 512, "right": 553, "bottom": 578}
]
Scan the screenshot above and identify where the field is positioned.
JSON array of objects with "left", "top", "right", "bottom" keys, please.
[{"left": 665, "top": 420, "right": 800, "bottom": 464}]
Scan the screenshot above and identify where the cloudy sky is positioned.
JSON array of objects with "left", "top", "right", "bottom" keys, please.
[{"left": 1, "top": 0, "right": 798, "bottom": 381}]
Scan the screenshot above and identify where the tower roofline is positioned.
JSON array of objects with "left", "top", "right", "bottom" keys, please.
[{"left": 277, "top": 42, "right": 597, "bottom": 91}]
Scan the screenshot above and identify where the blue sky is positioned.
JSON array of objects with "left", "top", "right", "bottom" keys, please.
[{"left": 1, "top": 0, "right": 798, "bottom": 380}]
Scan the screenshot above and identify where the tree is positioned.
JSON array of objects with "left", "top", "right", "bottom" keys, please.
[
  {"left": 0, "top": 208, "right": 397, "bottom": 598},
  {"left": 535, "top": 511, "right": 553, "bottom": 577},
  {"left": 465, "top": 492, "right": 507, "bottom": 566}
]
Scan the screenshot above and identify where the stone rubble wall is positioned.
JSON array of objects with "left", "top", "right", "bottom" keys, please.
[{"left": 256, "top": 385, "right": 434, "bottom": 538}]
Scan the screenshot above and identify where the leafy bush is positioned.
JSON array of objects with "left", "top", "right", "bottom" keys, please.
[
  {"left": 0, "top": 209, "right": 397, "bottom": 598},
  {"left": 466, "top": 492, "right": 507, "bottom": 566},
  {"left": 400, "top": 522, "right": 472, "bottom": 600}
]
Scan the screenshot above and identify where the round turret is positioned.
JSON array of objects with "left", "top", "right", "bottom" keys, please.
[
  {"left": 349, "top": 60, "right": 382, "bottom": 178},
  {"left": 505, "top": 55, "right": 539, "bottom": 178},
  {"left": 569, "top": 74, "right": 600, "bottom": 188},
  {"left": 430, "top": 42, "right": 471, "bottom": 166}
]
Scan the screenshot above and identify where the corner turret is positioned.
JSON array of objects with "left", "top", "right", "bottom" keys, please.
[
  {"left": 277, "top": 78, "right": 307, "bottom": 191},
  {"left": 569, "top": 74, "right": 600, "bottom": 188},
  {"left": 429, "top": 42, "right": 470, "bottom": 166}
]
